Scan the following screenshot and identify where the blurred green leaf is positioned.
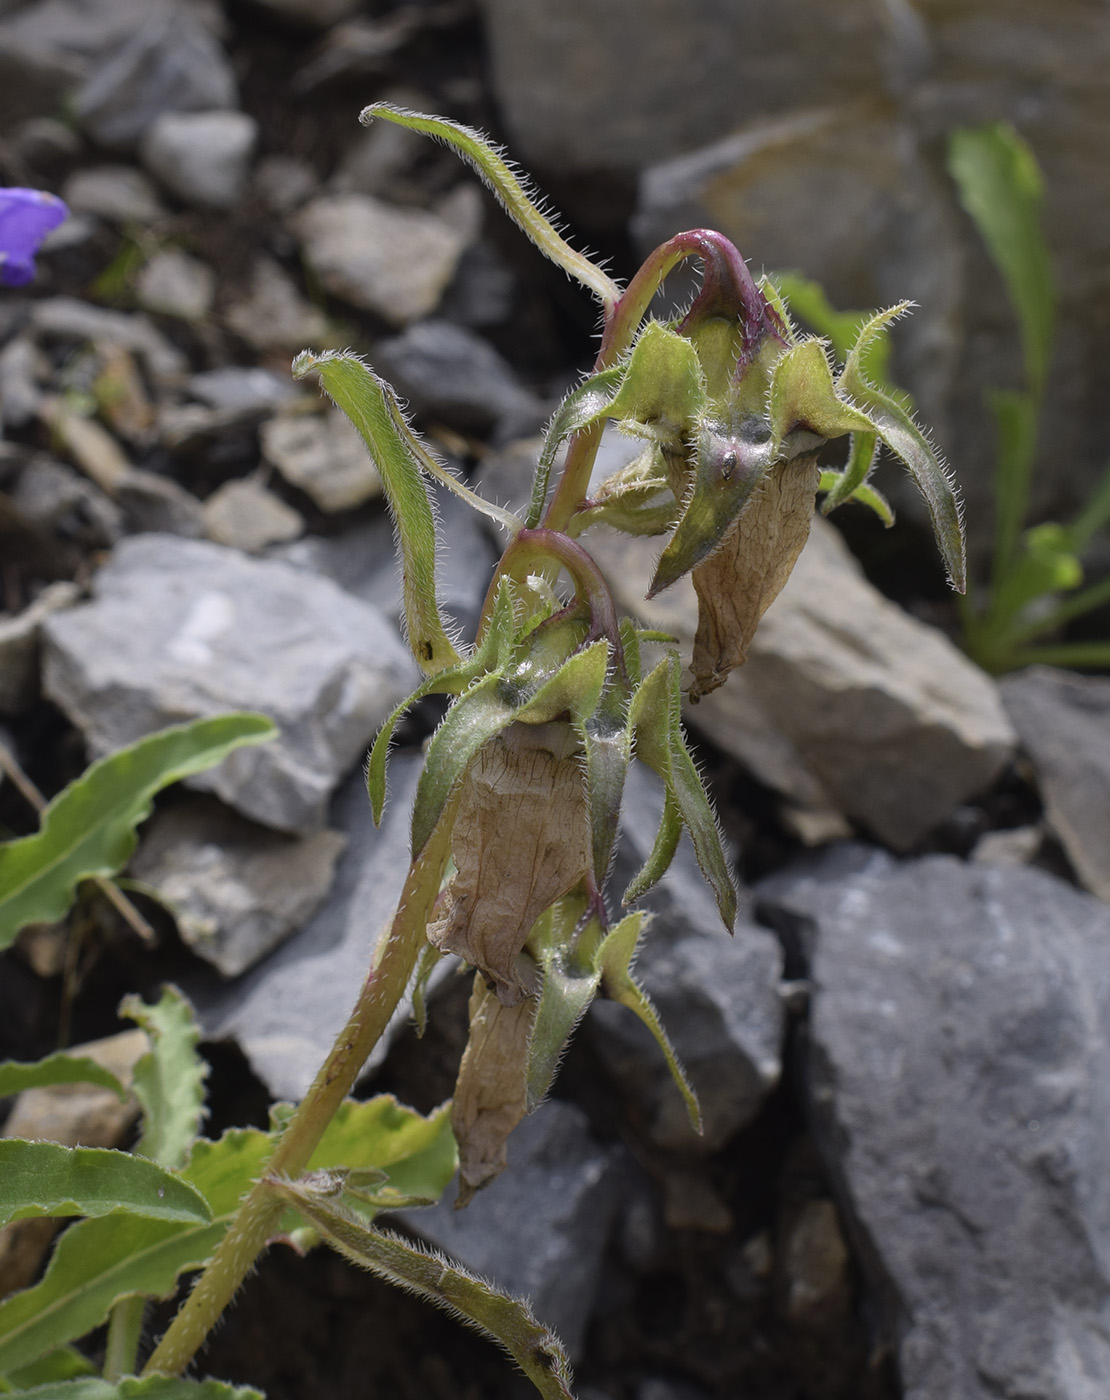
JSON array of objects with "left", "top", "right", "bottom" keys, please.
[
  {"left": 0, "top": 1055, "right": 126, "bottom": 1103},
  {"left": 0, "top": 715, "right": 276, "bottom": 949},
  {"left": 120, "top": 988, "right": 207, "bottom": 1172}
]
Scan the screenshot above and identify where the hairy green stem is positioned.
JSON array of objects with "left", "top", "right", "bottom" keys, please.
[
  {"left": 103, "top": 1296, "right": 145, "bottom": 1382},
  {"left": 143, "top": 874, "right": 437, "bottom": 1377}
]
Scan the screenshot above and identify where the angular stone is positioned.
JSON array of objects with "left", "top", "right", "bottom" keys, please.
[
  {"left": 1001, "top": 666, "right": 1110, "bottom": 901},
  {"left": 188, "top": 366, "right": 297, "bottom": 415},
  {"left": 135, "top": 249, "right": 216, "bottom": 322},
  {"left": 758, "top": 849, "right": 1110, "bottom": 1400},
  {"left": 0, "top": 582, "right": 79, "bottom": 717},
  {"left": 130, "top": 795, "right": 345, "bottom": 977},
  {"left": 398, "top": 1099, "right": 619, "bottom": 1360},
  {"left": 373, "top": 318, "right": 546, "bottom": 440},
  {"left": 591, "top": 518, "right": 1015, "bottom": 850},
  {"left": 589, "top": 764, "right": 784, "bottom": 1154},
  {"left": 41, "top": 534, "right": 416, "bottom": 833},
  {"left": 62, "top": 164, "right": 167, "bottom": 225},
  {"left": 290, "top": 193, "right": 471, "bottom": 326},
  {"left": 31, "top": 297, "right": 187, "bottom": 385},
  {"left": 477, "top": 0, "right": 886, "bottom": 174},
  {"left": 202, "top": 477, "right": 304, "bottom": 553},
  {"left": 260, "top": 405, "right": 382, "bottom": 513},
  {"left": 192, "top": 755, "right": 428, "bottom": 1098},
  {"left": 224, "top": 258, "right": 329, "bottom": 354},
  {"left": 140, "top": 110, "right": 258, "bottom": 210},
  {"left": 73, "top": 2, "right": 238, "bottom": 150}
]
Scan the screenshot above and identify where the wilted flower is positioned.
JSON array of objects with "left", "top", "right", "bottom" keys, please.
[{"left": 0, "top": 188, "right": 67, "bottom": 287}]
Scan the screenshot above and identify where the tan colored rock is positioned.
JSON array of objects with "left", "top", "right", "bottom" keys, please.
[
  {"left": 261, "top": 405, "right": 382, "bottom": 513},
  {"left": 202, "top": 477, "right": 304, "bottom": 554}
]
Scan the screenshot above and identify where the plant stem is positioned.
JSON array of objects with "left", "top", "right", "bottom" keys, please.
[
  {"left": 143, "top": 809, "right": 457, "bottom": 1378},
  {"left": 103, "top": 1297, "right": 145, "bottom": 1382}
]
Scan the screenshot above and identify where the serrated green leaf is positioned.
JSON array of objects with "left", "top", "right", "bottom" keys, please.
[
  {"left": 12, "top": 1378, "right": 262, "bottom": 1399},
  {"left": 596, "top": 912, "right": 701, "bottom": 1132},
  {"left": 0, "top": 1054, "right": 126, "bottom": 1102},
  {"left": 0, "top": 1131, "right": 270, "bottom": 1375},
  {"left": 293, "top": 350, "right": 459, "bottom": 676},
  {"left": 119, "top": 988, "right": 207, "bottom": 1171},
  {"left": 0, "top": 715, "right": 276, "bottom": 949},
  {"left": 0, "top": 1143, "right": 210, "bottom": 1230},
  {"left": 360, "top": 103, "right": 618, "bottom": 318},
  {"left": 266, "top": 1179, "right": 575, "bottom": 1400},
  {"left": 947, "top": 123, "right": 1054, "bottom": 396}
]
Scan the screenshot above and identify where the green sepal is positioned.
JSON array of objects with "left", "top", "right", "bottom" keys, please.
[
  {"left": 623, "top": 786, "right": 683, "bottom": 906},
  {"left": 602, "top": 322, "right": 707, "bottom": 450},
  {"left": 264, "top": 1177, "right": 575, "bottom": 1400},
  {"left": 515, "top": 639, "right": 609, "bottom": 725},
  {"left": 293, "top": 350, "right": 460, "bottom": 675},
  {"left": 839, "top": 307, "right": 967, "bottom": 592},
  {"left": 410, "top": 942, "right": 445, "bottom": 1037},
  {"left": 596, "top": 912, "right": 701, "bottom": 1132},
  {"left": 119, "top": 986, "right": 207, "bottom": 1172},
  {"left": 525, "top": 904, "right": 601, "bottom": 1112},
  {"left": 573, "top": 670, "right": 632, "bottom": 884},
  {"left": 630, "top": 657, "right": 736, "bottom": 931},
  {"left": 367, "top": 578, "right": 519, "bottom": 826},
  {"left": 818, "top": 430, "right": 878, "bottom": 515},
  {"left": 528, "top": 367, "right": 624, "bottom": 528},
  {"left": 819, "top": 469, "right": 894, "bottom": 527},
  {"left": 573, "top": 444, "right": 676, "bottom": 537},
  {"left": 769, "top": 339, "right": 875, "bottom": 445}
]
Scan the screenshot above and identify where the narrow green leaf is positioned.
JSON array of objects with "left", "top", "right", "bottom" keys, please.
[
  {"left": 987, "top": 388, "right": 1039, "bottom": 577},
  {"left": 630, "top": 658, "right": 736, "bottom": 931},
  {"left": 527, "top": 367, "right": 623, "bottom": 527},
  {"left": 0, "top": 1142, "right": 211, "bottom": 1229},
  {"left": 410, "top": 672, "right": 516, "bottom": 856},
  {"left": 0, "top": 715, "right": 276, "bottom": 949},
  {"left": 11, "top": 1378, "right": 262, "bottom": 1399},
  {"left": 293, "top": 350, "right": 460, "bottom": 676},
  {"left": 947, "top": 123, "right": 1054, "bottom": 395},
  {"left": 0, "top": 1054, "right": 126, "bottom": 1102},
  {"left": 0, "top": 1130, "right": 270, "bottom": 1375},
  {"left": 361, "top": 103, "right": 619, "bottom": 316},
  {"left": 119, "top": 988, "right": 207, "bottom": 1172},
  {"left": 267, "top": 1179, "right": 576, "bottom": 1400},
  {"left": 818, "top": 431, "right": 879, "bottom": 515},
  {"left": 526, "top": 946, "right": 601, "bottom": 1113},
  {"left": 1068, "top": 460, "right": 1110, "bottom": 552},
  {"left": 596, "top": 912, "right": 701, "bottom": 1132},
  {"left": 623, "top": 786, "right": 682, "bottom": 907}
]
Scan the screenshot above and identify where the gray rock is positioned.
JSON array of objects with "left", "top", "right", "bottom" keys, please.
[
  {"left": 0, "top": 337, "right": 46, "bottom": 429},
  {"left": 0, "top": 30, "right": 81, "bottom": 127},
  {"left": 130, "top": 795, "right": 345, "bottom": 977},
  {"left": 192, "top": 755, "right": 428, "bottom": 1097},
  {"left": 249, "top": 0, "right": 362, "bottom": 27},
  {"left": 0, "top": 582, "right": 80, "bottom": 716},
  {"left": 140, "top": 110, "right": 258, "bottom": 210},
  {"left": 41, "top": 534, "right": 416, "bottom": 833},
  {"left": 251, "top": 155, "right": 318, "bottom": 216},
  {"left": 399, "top": 1099, "right": 620, "bottom": 1360},
  {"left": 224, "top": 258, "right": 329, "bottom": 354},
  {"left": 589, "top": 764, "right": 784, "bottom": 1154},
  {"left": 202, "top": 478, "right": 304, "bottom": 554},
  {"left": 73, "top": 2, "right": 237, "bottom": 150},
  {"left": 11, "top": 457, "right": 122, "bottom": 549},
  {"left": 758, "top": 850, "right": 1110, "bottom": 1400},
  {"left": 61, "top": 165, "right": 167, "bottom": 225},
  {"left": 31, "top": 298, "right": 187, "bottom": 386},
  {"left": 1001, "top": 666, "right": 1110, "bottom": 901},
  {"left": 476, "top": 0, "right": 886, "bottom": 175},
  {"left": 115, "top": 469, "right": 204, "bottom": 538},
  {"left": 373, "top": 319, "right": 547, "bottom": 441},
  {"left": 591, "top": 518, "right": 1015, "bottom": 850},
  {"left": 135, "top": 250, "right": 216, "bottom": 322},
  {"left": 260, "top": 405, "right": 383, "bottom": 513},
  {"left": 290, "top": 193, "right": 472, "bottom": 326},
  {"left": 188, "top": 367, "right": 296, "bottom": 415}
]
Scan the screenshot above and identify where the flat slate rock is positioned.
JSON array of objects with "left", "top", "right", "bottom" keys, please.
[
  {"left": 1001, "top": 665, "right": 1110, "bottom": 901},
  {"left": 758, "top": 848, "right": 1110, "bottom": 1400},
  {"left": 41, "top": 534, "right": 415, "bottom": 833},
  {"left": 398, "top": 1099, "right": 620, "bottom": 1361},
  {"left": 190, "top": 753, "right": 429, "bottom": 1100}
]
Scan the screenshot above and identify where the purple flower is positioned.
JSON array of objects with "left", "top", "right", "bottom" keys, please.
[{"left": 0, "top": 188, "right": 68, "bottom": 288}]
